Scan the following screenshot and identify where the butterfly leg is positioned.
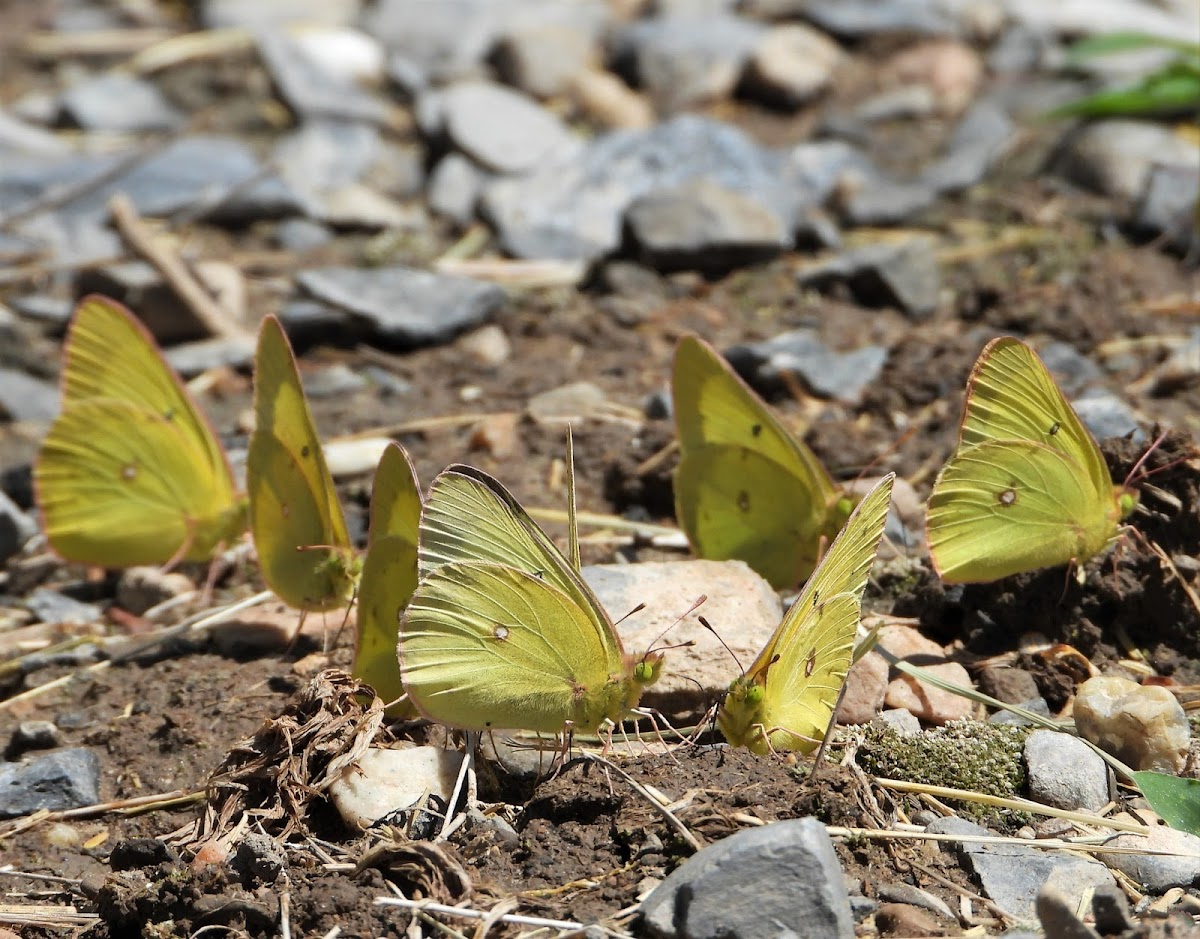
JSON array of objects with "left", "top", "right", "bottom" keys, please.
[{"left": 329, "top": 589, "right": 358, "bottom": 652}]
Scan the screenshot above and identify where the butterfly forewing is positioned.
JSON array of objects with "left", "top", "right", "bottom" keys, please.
[
  {"left": 368, "top": 443, "right": 422, "bottom": 548},
  {"left": 961, "top": 338, "right": 1114, "bottom": 498}
]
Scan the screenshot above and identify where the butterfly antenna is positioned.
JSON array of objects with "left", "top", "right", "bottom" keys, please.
[
  {"left": 697, "top": 614, "right": 746, "bottom": 675},
  {"left": 566, "top": 426, "right": 580, "bottom": 572},
  {"left": 613, "top": 601, "right": 647, "bottom": 627},
  {"left": 848, "top": 424, "right": 919, "bottom": 486},
  {"left": 1122, "top": 427, "right": 1171, "bottom": 487},
  {"left": 642, "top": 594, "right": 708, "bottom": 657}
]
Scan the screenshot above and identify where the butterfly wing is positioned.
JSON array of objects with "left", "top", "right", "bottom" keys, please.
[
  {"left": 248, "top": 317, "right": 355, "bottom": 610},
  {"left": 401, "top": 561, "right": 631, "bottom": 734},
  {"left": 61, "top": 296, "right": 237, "bottom": 499},
  {"left": 353, "top": 443, "right": 422, "bottom": 716},
  {"left": 672, "top": 334, "right": 845, "bottom": 587},
  {"left": 719, "top": 474, "right": 893, "bottom": 754},
  {"left": 960, "top": 337, "right": 1115, "bottom": 499},
  {"left": 927, "top": 440, "right": 1121, "bottom": 583},
  {"left": 37, "top": 400, "right": 244, "bottom": 566}
]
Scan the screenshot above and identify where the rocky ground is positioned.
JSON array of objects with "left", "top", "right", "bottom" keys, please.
[{"left": 0, "top": 1, "right": 1198, "bottom": 937}]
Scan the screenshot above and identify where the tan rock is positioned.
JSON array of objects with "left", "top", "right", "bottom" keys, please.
[
  {"left": 837, "top": 650, "right": 888, "bottom": 725},
  {"left": 1074, "top": 675, "right": 1190, "bottom": 773},
  {"left": 470, "top": 412, "right": 522, "bottom": 460},
  {"left": 879, "top": 625, "right": 975, "bottom": 724},
  {"left": 882, "top": 39, "right": 983, "bottom": 116},
  {"left": 571, "top": 67, "right": 655, "bottom": 129}
]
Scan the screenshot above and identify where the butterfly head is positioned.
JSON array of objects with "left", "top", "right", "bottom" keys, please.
[
  {"left": 717, "top": 670, "right": 771, "bottom": 754},
  {"left": 630, "top": 650, "right": 665, "bottom": 687},
  {"left": 1115, "top": 487, "right": 1138, "bottom": 521}
]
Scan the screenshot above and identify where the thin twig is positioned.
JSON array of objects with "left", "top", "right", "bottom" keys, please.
[
  {"left": 108, "top": 193, "right": 248, "bottom": 340},
  {"left": 374, "top": 898, "right": 583, "bottom": 932},
  {"left": 582, "top": 753, "right": 702, "bottom": 852}
]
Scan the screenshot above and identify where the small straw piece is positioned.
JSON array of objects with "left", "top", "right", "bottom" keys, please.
[{"left": 374, "top": 897, "right": 583, "bottom": 932}]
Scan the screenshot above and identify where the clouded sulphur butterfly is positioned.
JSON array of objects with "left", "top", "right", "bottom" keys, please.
[
  {"left": 35, "top": 295, "right": 246, "bottom": 567},
  {"left": 718, "top": 473, "right": 894, "bottom": 755},
  {"left": 353, "top": 442, "right": 421, "bottom": 717},
  {"left": 672, "top": 334, "right": 857, "bottom": 589},
  {"left": 248, "top": 316, "right": 358, "bottom": 611},
  {"left": 399, "top": 464, "right": 664, "bottom": 735},
  {"left": 926, "top": 337, "right": 1138, "bottom": 584}
]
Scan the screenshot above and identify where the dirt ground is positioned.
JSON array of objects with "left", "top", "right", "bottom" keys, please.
[{"left": 2, "top": 9, "right": 1200, "bottom": 939}]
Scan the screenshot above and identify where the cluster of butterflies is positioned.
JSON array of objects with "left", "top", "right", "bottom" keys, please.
[{"left": 32, "top": 296, "right": 1143, "bottom": 755}]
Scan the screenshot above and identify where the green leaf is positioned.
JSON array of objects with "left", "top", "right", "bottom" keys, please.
[
  {"left": 1049, "top": 72, "right": 1200, "bottom": 118},
  {"left": 1133, "top": 771, "right": 1200, "bottom": 836},
  {"left": 1066, "top": 32, "right": 1200, "bottom": 62}
]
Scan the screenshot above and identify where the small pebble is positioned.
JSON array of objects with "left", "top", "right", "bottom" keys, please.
[
  {"left": 329, "top": 745, "right": 464, "bottom": 829},
  {"left": 469, "top": 412, "right": 521, "bottom": 461},
  {"left": 232, "top": 832, "right": 287, "bottom": 884},
  {"left": 116, "top": 567, "right": 195, "bottom": 616},
  {"left": 741, "top": 24, "right": 844, "bottom": 109},
  {"left": 457, "top": 324, "right": 512, "bottom": 366},
  {"left": 11, "top": 720, "right": 62, "bottom": 755},
  {"left": 1024, "top": 729, "right": 1109, "bottom": 811},
  {"left": 1098, "top": 812, "right": 1200, "bottom": 891}
]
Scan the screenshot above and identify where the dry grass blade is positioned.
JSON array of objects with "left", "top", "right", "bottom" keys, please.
[
  {"left": 0, "top": 903, "right": 98, "bottom": 928},
  {"left": 582, "top": 753, "right": 702, "bottom": 852}
]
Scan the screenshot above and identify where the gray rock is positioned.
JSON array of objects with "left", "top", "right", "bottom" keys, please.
[
  {"left": 615, "top": 14, "right": 765, "bottom": 112},
  {"left": 165, "top": 336, "right": 257, "bottom": 377},
  {"left": 493, "top": 24, "right": 594, "bottom": 99},
  {"left": 1099, "top": 823, "right": 1200, "bottom": 890},
  {"left": 1056, "top": 120, "right": 1200, "bottom": 202},
  {"left": 303, "top": 363, "right": 368, "bottom": 398},
  {"left": 0, "top": 232, "right": 42, "bottom": 264},
  {"left": 1004, "top": 0, "right": 1192, "bottom": 43},
  {"left": 11, "top": 720, "right": 62, "bottom": 754},
  {"left": 1024, "top": 730, "right": 1109, "bottom": 811},
  {"left": 438, "top": 81, "right": 578, "bottom": 175},
  {"left": 724, "top": 329, "right": 887, "bottom": 405},
  {"left": 837, "top": 173, "right": 939, "bottom": 226},
  {"left": 273, "top": 119, "right": 380, "bottom": 191},
  {"left": 798, "top": 0, "right": 957, "bottom": 38},
  {"left": 778, "top": 139, "right": 871, "bottom": 218},
  {"left": 1040, "top": 341, "right": 1103, "bottom": 396},
  {"left": 10, "top": 294, "right": 73, "bottom": 327},
  {"left": 1037, "top": 885, "right": 1102, "bottom": 939},
  {"left": 12, "top": 212, "right": 122, "bottom": 268},
  {"left": 796, "top": 237, "right": 940, "bottom": 318},
  {"left": 0, "top": 108, "right": 71, "bottom": 157},
  {"left": 644, "top": 388, "right": 672, "bottom": 419},
  {"left": 0, "top": 489, "right": 38, "bottom": 562},
  {"left": 25, "top": 588, "right": 103, "bottom": 626},
  {"left": 0, "top": 748, "right": 101, "bottom": 818},
  {"left": 1071, "top": 391, "right": 1142, "bottom": 442},
  {"left": 76, "top": 261, "right": 210, "bottom": 345},
  {"left": 987, "top": 25, "right": 1060, "bottom": 74},
  {"left": 921, "top": 100, "right": 1015, "bottom": 194},
  {"left": 427, "top": 153, "right": 489, "bottom": 225},
  {"left": 741, "top": 24, "right": 844, "bottom": 109},
  {"left": 483, "top": 114, "right": 793, "bottom": 261},
  {"left": 927, "top": 816, "right": 1114, "bottom": 921},
  {"left": 256, "top": 29, "right": 389, "bottom": 124},
  {"left": 297, "top": 265, "right": 505, "bottom": 345},
  {"left": 877, "top": 708, "right": 922, "bottom": 736},
  {"left": 1133, "top": 162, "right": 1199, "bottom": 254},
  {"left": 277, "top": 299, "right": 354, "bottom": 340},
  {"left": 640, "top": 818, "right": 853, "bottom": 939},
  {"left": 624, "top": 178, "right": 790, "bottom": 275},
  {"left": 232, "top": 832, "right": 287, "bottom": 884},
  {"left": 990, "top": 697, "right": 1052, "bottom": 726},
  {"left": 274, "top": 218, "right": 333, "bottom": 251},
  {"left": 875, "top": 882, "right": 954, "bottom": 920},
  {"left": 200, "top": 0, "right": 359, "bottom": 29},
  {"left": 0, "top": 368, "right": 58, "bottom": 422},
  {"left": 58, "top": 73, "right": 183, "bottom": 133}
]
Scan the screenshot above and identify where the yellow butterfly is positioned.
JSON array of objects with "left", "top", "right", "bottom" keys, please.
[
  {"left": 926, "top": 337, "right": 1138, "bottom": 584},
  {"left": 247, "top": 316, "right": 359, "bottom": 612},
  {"left": 672, "top": 334, "right": 857, "bottom": 589},
  {"left": 353, "top": 442, "right": 422, "bottom": 717},
  {"left": 35, "top": 295, "right": 246, "bottom": 568},
  {"left": 718, "top": 473, "right": 894, "bottom": 755},
  {"left": 400, "top": 464, "right": 664, "bottom": 735}
]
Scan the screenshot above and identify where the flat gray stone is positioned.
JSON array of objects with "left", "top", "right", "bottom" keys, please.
[
  {"left": 0, "top": 748, "right": 101, "bottom": 818},
  {"left": 797, "top": 237, "right": 940, "bottom": 318},
  {"left": 1071, "top": 391, "right": 1143, "bottom": 442},
  {"left": 200, "top": 0, "right": 359, "bottom": 29},
  {"left": 274, "top": 218, "right": 333, "bottom": 251},
  {"left": 724, "top": 329, "right": 887, "bottom": 405},
  {"left": 922, "top": 100, "right": 1015, "bottom": 193},
  {"left": 438, "top": 80, "right": 579, "bottom": 174},
  {"left": 483, "top": 114, "right": 793, "bottom": 261},
  {"left": 297, "top": 265, "right": 505, "bottom": 345},
  {"left": 25, "top": 588, "right": 103, "bottom": 626},
  {"left": 10, "top": 294, "right": 73, "bottom": 326},
  {"left": 797, "top": 0, "right": 957, "bottom": 37},
  {"left": 257, "top": 29, "right": 389, "bottom": 124},
  {"left": 165, "top": 336, "right": 257, "bottom": 377},
  {"left": 427, "top": 153, "right": 489, "bottom": 225},
  {"left": 58, "top": 73, "right": 183, "bottom": 133},
  {"left": 493, "top": 23, "right": 594, "bottom": 99},
  {"left": 625, "top": 177, "right": 790, "bottom": 275},
  {"left": 0, "top": 368, "right": 58, "bottom": 422},
  {"left": 1099, "top": 824, "right": 1200, "bottom": 891},
  {"left": 641, "top": 817, "right": 853, "bottom": 939},
  {"left": 1056, "top": 120, "right": 1200, "bottom": 201},
  {"left": 0, "top": 489, "right": 37, "bottom": 562},
  {"left": 927, "top": 816, "right": 1114, "bottom": 922},
  {"left": 615, "top": 14, "right": 765, "bottom": 112},
  {"left": 273, "top": 119, "right": 381, "bottom": 191},
  {"left": 1024, "top": 730, "right": 1109, "bottom": 811},
  {"left": 1133, "top": 162, "right": 1199, "bottom": 254},
  {"left": 838, "top": 173, "right": 939, "bottom": 226},
  {"left": 1040, "top": 342, "right": 1104, "bottom": 396}
]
